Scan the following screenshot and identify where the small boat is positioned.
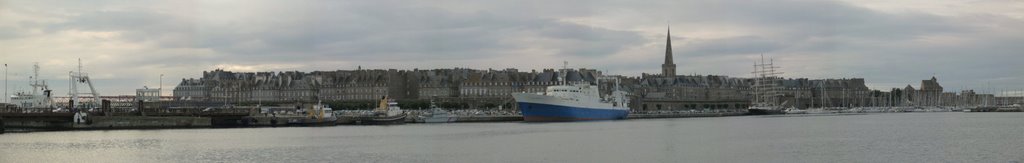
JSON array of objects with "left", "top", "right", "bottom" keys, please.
[
  {"left": 358, "top": 96, "right": 407, "bottom": 125},
  {"left": 783, "top": 107, "right": 807, "bottom": 114},
  {"left": 417, "top": 100, "right": 457, "bottom": 123},
  {"left": 748, "top": 106, "right": 786, "bottom": 115}
]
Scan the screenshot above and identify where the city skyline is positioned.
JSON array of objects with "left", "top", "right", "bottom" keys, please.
[{"left": 2, "top": 0, "right": 1023, "bottom": 96}]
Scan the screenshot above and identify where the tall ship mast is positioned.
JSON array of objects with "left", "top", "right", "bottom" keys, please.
[{"left": 748, "top": 54, "right": 785, "bottom": 115}]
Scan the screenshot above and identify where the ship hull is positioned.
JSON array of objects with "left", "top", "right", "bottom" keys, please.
[
  {"left": 517, "top": 102, "right": 628, "bottom": 122},
  {"left": 356, "top": 114, "right": 407, "bottom": 125},
  {"left": 747, "top": 108, "right": 785, "bottom": 115}
]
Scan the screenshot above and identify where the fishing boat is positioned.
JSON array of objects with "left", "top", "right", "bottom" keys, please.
[
  {"left": 358, "top": 96, "right": 407, "bottom": 125},
  {"left": 308, "top": 101, "right": 338, "bottom": 126}
]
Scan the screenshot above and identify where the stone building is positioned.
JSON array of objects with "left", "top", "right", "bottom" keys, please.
[
  {"left": 171, "top": 29, "right": 882, "bottom": 111},
  {"left": 902, "top": 77, "right": 949, "bottom": 106},
  {"left": 632, "top": 75, "right": 752, "bottom": 112},
  {"left": 172, "top": 78, "right": 209, "bottom": 101},
  {"left": 630, "top": 28, "right": 749, "bottom": 112},
  {"left": 779, "top": 78, "right": 870, "bottom": 108},
  {"left": 172, "top": 68, "right": 602, "bottom": 109}
]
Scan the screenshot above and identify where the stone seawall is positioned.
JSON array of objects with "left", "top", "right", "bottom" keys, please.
[
  {"left": 3, "top": 120, "right": 73, "bottom": 129},
  {"left": 250, "top": 116, "right": 337, "bottom": 127},
  {"left": 72, "top": 116, "right": 212, "bottom": 129},
  {"left": 628, "top": 112, "right": 747, "bottom": 119},
  {"left": 452, "top": 116, "right": 523, "bottom": 122}
]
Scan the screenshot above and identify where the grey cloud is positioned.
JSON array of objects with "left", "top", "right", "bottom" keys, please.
[
  {"left": 662, "top": 0, "right": 970, "bottom": 40},
  {"left": 679, "top": 36, "right": 785, "bottom": 57},
  {"left": 0, "top": 26, "right": 28, "bottom": 40},
  {"left": 2, "top": 0, "right": 1023, "bottom": 95}
]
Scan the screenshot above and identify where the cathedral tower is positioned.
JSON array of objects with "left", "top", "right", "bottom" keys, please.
[{"left": 662, "top": 27, "right": 677, "bottom": 77}]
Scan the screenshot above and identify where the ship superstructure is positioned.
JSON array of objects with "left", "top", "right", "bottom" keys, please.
[{"left": 10, "top": 63, "right": 54, "bottom": 108}]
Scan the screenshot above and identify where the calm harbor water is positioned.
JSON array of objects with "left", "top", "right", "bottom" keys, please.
[{"left": 2, "top": 112, "right": 1022, "bottom": 162}]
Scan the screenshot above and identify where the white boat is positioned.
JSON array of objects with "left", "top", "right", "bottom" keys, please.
[
  {"left": 512, "top": 70, "right": 630, "bottom": 122},
  {"left": 784, "top": 107, "right": 807, "bottom": 114},
  {"left": 418, "top": 100, "right": 457, "bottom": 123},
  {"left": 9, "top": 63, "right": 54, "bottom": 109}
]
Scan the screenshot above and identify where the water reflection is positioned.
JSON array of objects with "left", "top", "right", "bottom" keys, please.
[{"left": 1, "top": 113, "right": 1022, "bottom": 162}]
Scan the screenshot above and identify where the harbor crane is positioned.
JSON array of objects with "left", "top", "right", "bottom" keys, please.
[{"left": 69, "top": 59, "right": 101, "bottom": 109}]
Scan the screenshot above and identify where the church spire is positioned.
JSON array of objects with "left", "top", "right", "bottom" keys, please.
[
  {"left": 661, "top": 26, "right": 677, "bottom": 77},
  {"left": 665, "top": 27, "right": 673, "bottom": 65}
]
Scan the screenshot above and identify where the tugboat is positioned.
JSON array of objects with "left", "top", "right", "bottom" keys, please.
[
  {"left": 307, "top": 101, "right": 338, "bottom": 126},
  {"left": 360, "top": 96, "right": 406, "bottom": 125}
]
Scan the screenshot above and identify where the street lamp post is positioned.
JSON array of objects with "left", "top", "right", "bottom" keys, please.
[
  {"left": 159, "top": 74, "right": 163, "bottom": 97},
  {"left": 4, "top": 63, "right": 7, "bottom": 104}
]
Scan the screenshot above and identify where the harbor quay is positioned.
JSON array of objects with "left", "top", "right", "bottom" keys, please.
[
  {"left": 171, "top": 68, "right": 1022, "bottom": 112},
  {"left": 0, "top": 94, "right": 758, "bottom": 132},
  {"left": 3, "top": 66, "right": 1023, "bottom": 132}
]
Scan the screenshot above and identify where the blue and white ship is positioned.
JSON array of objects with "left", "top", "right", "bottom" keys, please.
[{"left": 513, "top": 77, "right": 630, "bottom": 122}]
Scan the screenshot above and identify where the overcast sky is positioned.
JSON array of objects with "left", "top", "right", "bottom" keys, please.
[{"left": 1, "top": 0, "right": 1023, "bottom": 97}]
